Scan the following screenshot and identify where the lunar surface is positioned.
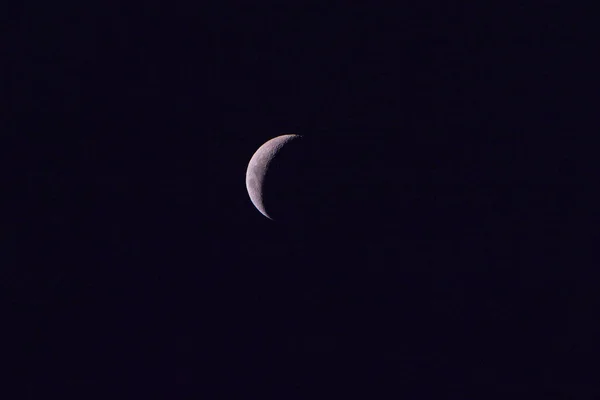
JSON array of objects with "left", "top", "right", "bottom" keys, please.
[
  {"left": 246, "top": 134, "right": 306, "bottom": 221},
  {"left": 245, "top": 134, "right": 367, "bottom": 227}
]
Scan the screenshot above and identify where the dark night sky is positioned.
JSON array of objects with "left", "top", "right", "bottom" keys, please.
[{"left": 0, "top": 2, "right": 594, "bottom": 396}]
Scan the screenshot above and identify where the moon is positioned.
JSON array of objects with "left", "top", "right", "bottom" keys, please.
[{"left": 246, "top": 134, "right": 304, "bottom": 221}]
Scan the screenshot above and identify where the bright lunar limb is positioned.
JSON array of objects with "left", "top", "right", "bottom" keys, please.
[{"left": 245, "top": 134, "right": 303, "bottom": 220}]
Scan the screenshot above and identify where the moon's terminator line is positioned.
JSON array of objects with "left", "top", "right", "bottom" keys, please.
[{"left": 246, "top": 134, "right": 303, "bottom": 220}]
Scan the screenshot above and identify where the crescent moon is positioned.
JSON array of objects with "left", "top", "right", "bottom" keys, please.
[{"left": 246, "top": 134, "right": 303, "bottom": 220}]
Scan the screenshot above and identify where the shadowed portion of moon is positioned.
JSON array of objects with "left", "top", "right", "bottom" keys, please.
[
  {"left": 246, "top": 135, "right": 345, "bottom": 225},
  {"left": 246, "top": 134, "right": 369, "bottom": 227}
]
